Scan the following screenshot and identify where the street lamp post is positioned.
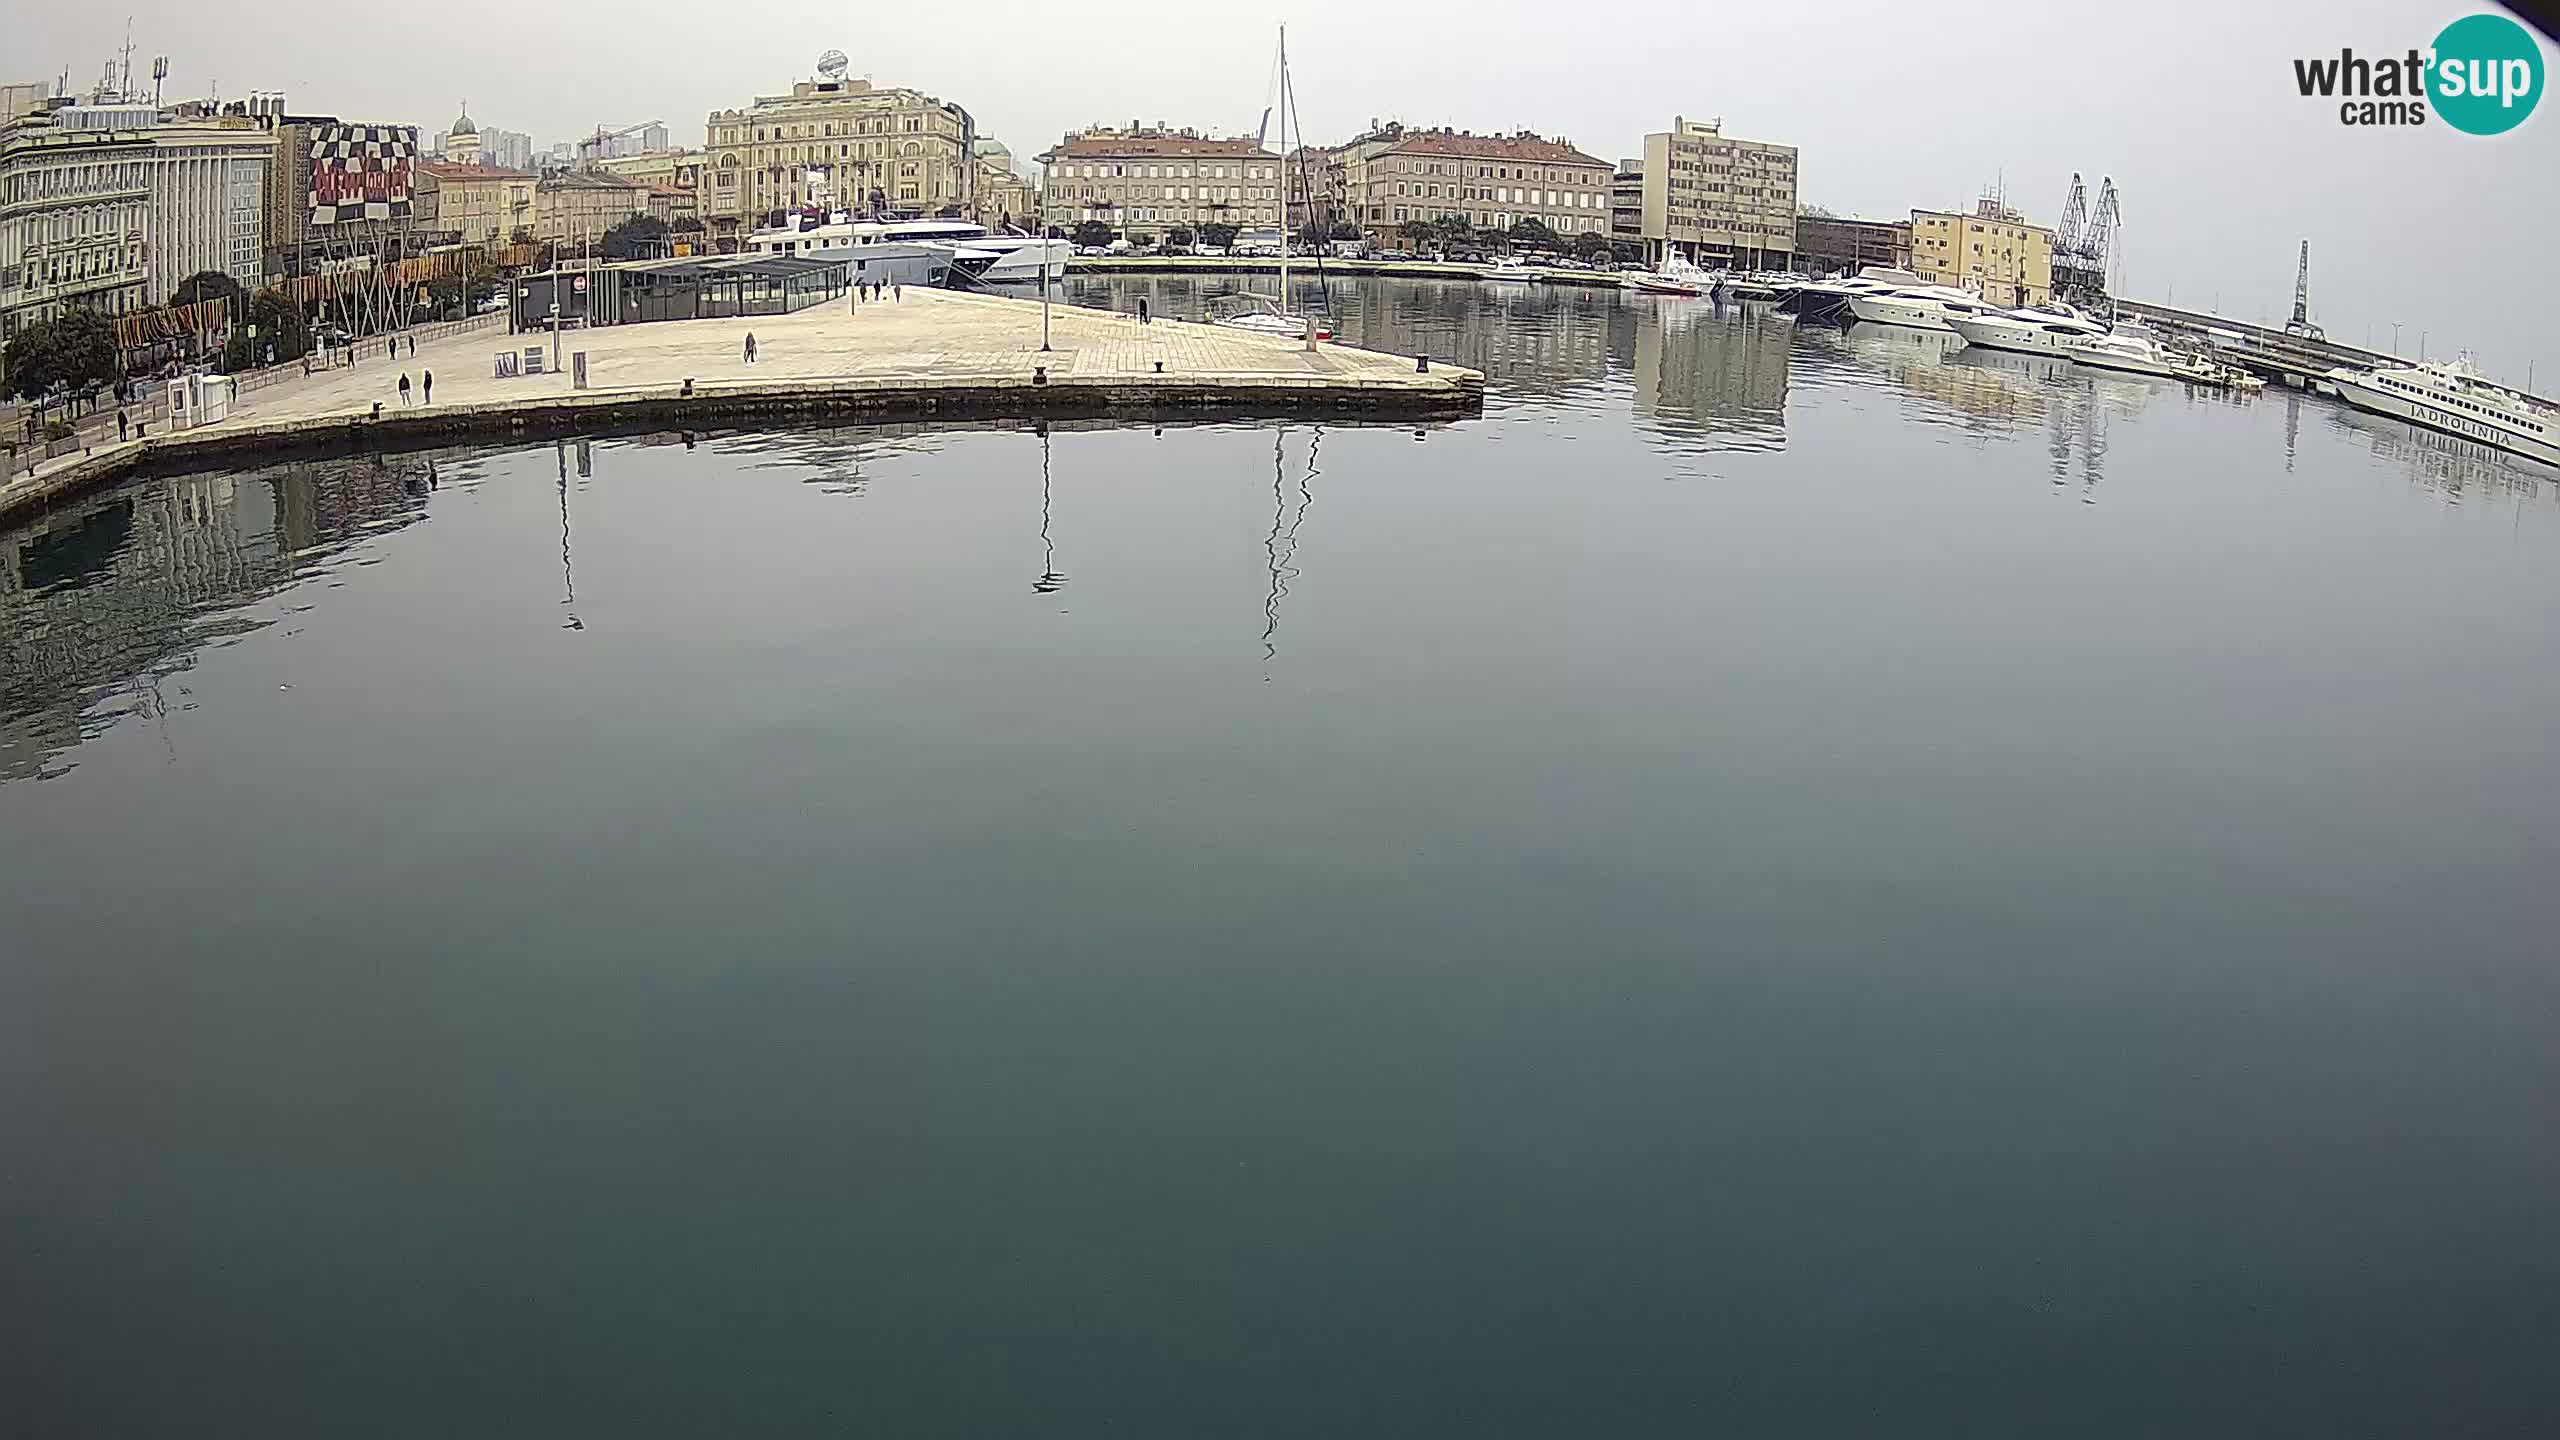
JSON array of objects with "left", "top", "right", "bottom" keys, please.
[{"left": 1039, "top": 158, "right": 1052, "bottom": 352}]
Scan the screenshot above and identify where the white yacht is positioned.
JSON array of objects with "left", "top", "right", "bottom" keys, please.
[
  {"left": 2326, "top": 357, "right": 2560, "bottom": 467},
  {"left": 1781, "top": 264, "right": 1927, "bottom": 323},
  {"left": 1481, "top": 256, "right": 1536, "bottom": 284},
  {"left": 1626, "top": 249, "right": 1721, "bottom": 296},
  {"left": 1845, "top": 284, "right": 2004, "bottom": 333},
  {"left": 2056, "top": 330, "right": 2195, "bottom": 381},
  {"left": 1946, "top": 303, "right": 2112, "bottom": 357},
  {"left": 746, "top": 216, "right": 1068, "bottom": 284}
]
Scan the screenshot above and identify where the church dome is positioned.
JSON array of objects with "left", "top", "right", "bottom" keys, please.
[{"left": 450, "top": 107, "right": 477, "bottom": 137}]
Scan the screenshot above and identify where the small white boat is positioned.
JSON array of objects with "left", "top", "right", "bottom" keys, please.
[
  {"left": 1481, "top": 256, "right": 1535, "bottom": 284},
  {"left": 1209, "top": 292, "right": 1331, "bottom": 341},
  {"left": 1626, "top": 249, "right": 1720, "bottom": 296}
]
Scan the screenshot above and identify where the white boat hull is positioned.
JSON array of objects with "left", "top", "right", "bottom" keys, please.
[
  {"left": 1627, "top": 276, "right": 1705, "bottom": 296},
  {"left": 1214, "top": 312, "right": 1330, "bottom": 340},
  {"left": 2059, "top": 344, "right": 2183, "bottom": 381},
  {"left": 2329, "top": 370, "right": 2560, "bottom": 467},
  {"left": 1947, "top": 315, "right": 2091, "bottom": 356},
  {"left": 1846, "top": 294, "right": 1957, "bottom": 331}
]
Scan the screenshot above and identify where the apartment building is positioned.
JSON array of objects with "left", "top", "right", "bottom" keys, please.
[
  {"left": 1334, "top": 123, "right": 1612, "bottom": 246},
  {"left": 418, "top": 161, "right": 535, "bottom": 245},
  {"left": 1036, "top": 125, "right": 1280, "bottom": 240}
]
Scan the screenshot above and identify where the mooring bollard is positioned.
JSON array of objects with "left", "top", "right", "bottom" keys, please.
[
  {"left": 682, "top": 377, "right": 694, "bottom": 396},
  {"left": 371, "top": 401, "right": 381, "bottom": 419},
  {"left": 1033, "top": 365, "right": 1047, "bottom": 386},
  {"left": 1153, "top": 361, "right": 1163, "bottom": 374},
  {"left": 1417, "top": 354, "right": 1430, "bottom": 373}
]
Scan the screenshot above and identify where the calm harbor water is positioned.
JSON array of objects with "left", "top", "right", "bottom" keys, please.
[{"left": 5, "top": 277, "right": 2557, "bottom": 1435}]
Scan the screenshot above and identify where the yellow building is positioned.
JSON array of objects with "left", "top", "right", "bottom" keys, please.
[
  {"left": 1910, "top": 198, "right": 2053, "bottom": 307},
  {"left": 1638, "top": 116, "right": 1797, "bottom": 270},
  {"left": 1036, "top": 126, "right": 1279, "bottom": 241},
  {"left": 704, "top": 64, "right": 982, "bottom": 239},
  {"left": 418, "top": 161, "right": 535, "bottom": 245}
]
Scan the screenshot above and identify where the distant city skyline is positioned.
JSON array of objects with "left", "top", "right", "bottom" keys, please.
[{"left": 12, "top": 0, "right": 2556, "bottom": 377}]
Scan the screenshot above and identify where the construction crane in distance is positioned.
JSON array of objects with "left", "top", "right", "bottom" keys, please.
[
  {"left": 2284, "top": 239, "right": 2324, "bottom": 340},
  {"left": 577, "top": 121, "right": 664, "bottom": 167}
]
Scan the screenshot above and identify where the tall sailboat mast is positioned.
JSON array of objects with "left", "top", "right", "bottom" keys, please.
[{"left": 1277, "top": 24, "right": 1289, "bottom": 305}]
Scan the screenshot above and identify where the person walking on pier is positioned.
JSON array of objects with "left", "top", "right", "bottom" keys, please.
[
  {"left": 117, "top": 409, "right": 129, "bottom": 442},
  {"left": 422, "top": 370, "right": 433, "bottom": 406},
  {"left": 744, "top": 332, "right": 758, "bottom": 365},
  {"left": 893, "top": 281, "right": 902, "bottom": 303},
  {"left": 398, "top": 373, "right": 412, "bottom": 407}
]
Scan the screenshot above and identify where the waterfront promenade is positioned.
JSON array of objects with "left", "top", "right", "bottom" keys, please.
[{"left": 0, "top": 288, "right": 1480, "bottom": 522}]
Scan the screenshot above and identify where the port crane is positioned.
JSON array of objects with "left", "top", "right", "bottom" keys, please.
[
  {"left": 2284, "top": 239, "right": 2324, "bottom": 340},
  {"left": 2052, "top": 173, "right": 2120, "bottom": 308}
]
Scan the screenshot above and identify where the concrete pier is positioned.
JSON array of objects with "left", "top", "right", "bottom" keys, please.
[{"left": 0, "top": 288, "right": 1480, "bottom": 524}]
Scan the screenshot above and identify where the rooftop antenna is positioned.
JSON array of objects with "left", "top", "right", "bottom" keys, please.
[
  {"left": 151, "top": 55, "right": 167, "bottom": 107},
  {"left": 119, "top": 19, "right": 135, "bottom": 102}
]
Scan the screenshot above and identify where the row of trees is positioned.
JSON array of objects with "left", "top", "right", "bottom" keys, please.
[{"left": 1395, "top": 215, "right": 1617, "bottom": 259}]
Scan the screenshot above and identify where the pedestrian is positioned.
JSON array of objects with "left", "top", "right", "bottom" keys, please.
[
  {"left": 422, "top": 370, "right": 433, "bottom": 405},
  {"left": 744, "top": 332, "right": 758, "bottom": 364},
  {"left": 1138, "top": 296, "right": 1150, "bottom": 325},
  {"left": 117, "top": 409, "right": 129, "bottom": 442},
  {"left": 407, "top": 334, "right": 415, "bottom": 357},
  {"left": 398, "top": 372, "right": 412, "bottom": 406}
]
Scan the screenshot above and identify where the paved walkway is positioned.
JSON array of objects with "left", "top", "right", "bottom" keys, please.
[{"left": 0, "top": 289, "right": 1474, "bottom": 521}]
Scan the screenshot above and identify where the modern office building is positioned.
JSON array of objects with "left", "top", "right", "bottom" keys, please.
[{"left": 1637, "top": 116, "right": 1798, "bottom": 270}]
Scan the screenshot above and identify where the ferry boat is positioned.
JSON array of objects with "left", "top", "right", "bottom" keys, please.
[
  {"left": 746, "top": 215, "right": 1067, "bottom": 285},
  {"left": 1845, "top": 283, "right": 2004, "bottom": 333},
  {"left": 2326, "top": 357, "right": 2560, "bottom": 467},
  {"left": 1946, "top": 302, "right": 2112, "bottom": 357},
  {"left": 1625, "top": 249, "right": 1721, "bottom": 296}
]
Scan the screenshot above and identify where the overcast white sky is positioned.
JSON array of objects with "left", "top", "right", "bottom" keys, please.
[{"left": 18, "top": 1, "right": 2558, "bottom": 380}]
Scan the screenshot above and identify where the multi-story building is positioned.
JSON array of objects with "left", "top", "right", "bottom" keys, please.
[
  {"left": 705, "top": 66, "right": 981, "bottom": 240},
  {"left": 1036, "top": 125, "right": 1278, "bottom": 241},
  {"left": 1333, "top": 122, "right": 1612, "bottom": 247},
  {"left": 535, "top": 171, "right": 648, "bottom": 244},
  {"left": 969, "top": 137, "right": 1039, "bottom": 229},
  {"left": 1609, "top": 159, "right": 1644, "bottom": 252},
  {"left": 643, "top": 184, "right": 699, "bottom": 227},
  {"left": 1795, "top": 214, "right": 1911, "bottom": 276},
  {"left": 0, "top": 104, "right": 150, "bottom": 342},
  {"left": 479, "top": 127, "right": 534, "bottom": 174},
  {"left": 1909, "top": 197, "right": 2052, "bottom": 307},
  {"left": 440, "top": 106, "right": 481, "bottom": 165},
  {"left": 2, "top": 99, "right": 275, "bottom": 343},
  {"left": 1637, "top": 116, "right": 1797, "bottom": 270},
  {"left": 417, "top": 160, "right": 535, "bottom": 245},
  {"left": 598, "top": 148, "right": 710, "bottom": 226},
  {"left": 263, "top": 113, "right": 420, "bottom": 277}
]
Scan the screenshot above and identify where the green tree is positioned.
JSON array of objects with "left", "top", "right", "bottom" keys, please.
[
  {"left": 1572, "top": 229, "right": 1614, "bottom": 260},
  {"left": 1072, "top": 219, "right": 1116, "bottom": 249},
  {"left": 1328, "top": 222, "right": 1360, "bottom": 241},
  {"left": 218, "top": 290, "right": 311, "bottom": 371},
  {"left": 602, "top": 214, "right": 671, "bottom": 260},
  {"left": 1396, "top": 219, "right": 1437, "bottom": 252},
  {"left": 1509, "top": 218, "right": 1559, "bottom": 252},
  {"left": 173, "top": 270, "right": 244, "bottom": 309},
  {"left": 1164, "top": 226, "right": 1195, "bottom": 250},
  {"left": 4, "top": 311, "right": 122, "bottom": 402},
  {"left": 1199, "top": 221, "right": 1240, "bottom": 252},
  {"left": 671, "top": 214, "right": 705, "bottom": 234}
]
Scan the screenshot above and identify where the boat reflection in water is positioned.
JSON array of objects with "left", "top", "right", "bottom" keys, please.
[
  {"left": 1624, "top": 293, "right": 1790, "bottom": 458},
  {"left": 2326, "top": 399, "right": 2555, "bottom": 508}
]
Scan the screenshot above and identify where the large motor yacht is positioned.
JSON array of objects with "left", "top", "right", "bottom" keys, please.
[
  {"left": 2056, "top": 329, "right": 2204, "bottom": 381},
  {"left": 1779, "top": 265, "right": 1926, "bottom": 323},
  {"left": 746, "top": 215, "right": 1068, "bottom": 285},
  {"left": 2326, "top": 357, "right": 2560, "bottom": 467},
  {"left": 1845, "top": 283, "right": 2005, "bottom": 333},
  {"left": 1946, "top": 302, "right": 2112, "bottom": 357}
]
